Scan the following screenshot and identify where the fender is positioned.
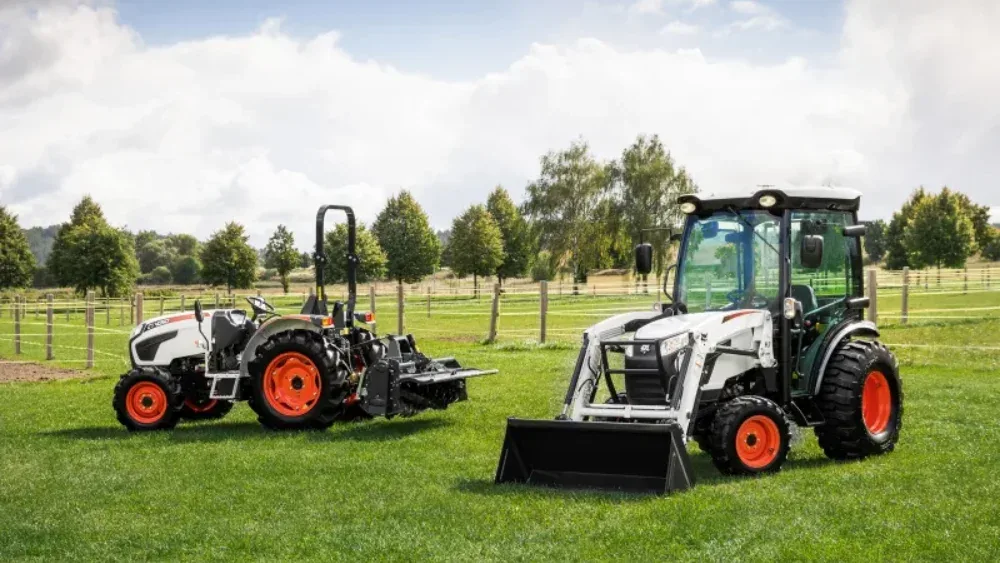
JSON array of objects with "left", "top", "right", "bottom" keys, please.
[
  {"left": 239, "top": 316, "right": 326, "bottom": 375},
  {"left": 811, "top": 320, "right": 880, "bottom": 395}
]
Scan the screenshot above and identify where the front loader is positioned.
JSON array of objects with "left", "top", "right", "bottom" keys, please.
[
  {"left": 496, "top": 187, "right": 903, "bottom": 494},
  {"left": 114, "top": 205, "right": 497, "bottom": 431}
]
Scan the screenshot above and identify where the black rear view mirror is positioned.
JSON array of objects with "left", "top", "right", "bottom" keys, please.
[
  {"left": 635, "top": 243, "right": 653, "bottom": 275},
  {"left": 843, "top": 224, "right": 867, "bottom": 237},
  {"left": 801, "top": 235, "right": 824, "bottom": 269},
  {"left": 194, "top": 299, "right": 204, "bottom": 323}
]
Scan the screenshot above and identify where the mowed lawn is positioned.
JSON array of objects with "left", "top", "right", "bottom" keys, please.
[{"left": 1, "top": 292, "right": 1000, "bottom": 560}]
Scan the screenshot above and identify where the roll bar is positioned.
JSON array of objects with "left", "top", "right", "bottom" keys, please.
[{"left": 314, "top": 205, "right": 357, "bottom": 323}]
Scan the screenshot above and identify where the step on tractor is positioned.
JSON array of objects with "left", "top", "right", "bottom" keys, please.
[
  {"left": 114, "top": 205, "right": 497, "bottom": 431},
  {"left": 496, "top": 187, "right": 903, "bottom": 494}
]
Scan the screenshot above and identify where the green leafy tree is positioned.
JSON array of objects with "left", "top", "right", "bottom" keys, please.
[
  {"left": 137, "top": 239, "right": 176, "bottom": 273},
  {"left": 981, "top": 229, "right": 1000, "bottom": 261},
  {"left": 864, "top": 219, "right": 888, "bottom": 264},
  {"left": 165, "top": 234, "right": 200, "bottom": 256},
  {"left": 0, "top": 206, "right": 36, "bottom": 289},
  {"left": 324, "top": 222, "right": 387, "bottom": 284},
  {"left": 134, "top": 230, "right": 161, "bottom": 250},
  {"left": 199, "top": 222, "right": 258, "bottom": 291},
  {"left": 264, "top": 225, "right": 299, "bottom": 293},
  {"left": 448, "top": 205, "right": 505, "bottom": 294},
  {"left": 148, "top": 266, "right": 173, "bottom": 285},
  {"left": 372, "top": 191, "right": 441, "bottom": 285},
  {"left": 486, "top": 186, "right": 531, "bottom": 283},
  {"left": 903, "top": 188, "right": 975, "bottom": 269},
  {"left": 47, "top": 196, "right": 139, "bottom": 296},
  {"left": 298, "top": 252, "right": 312, "bottom": 269},
  {"left": 523, "top": 141, "right": 611, "bottom": 283},
  {"left": 611, "top": 134, "right": 697, "bottom": 276},
  {"left": 530, "top": 250, "right": 554, "bottom": 282},
  {"left": 171, "top": 255, "right": 202, "bottom": 284},
  {"left": 885, "top": 188, "right": 928, "bottom": 269}
]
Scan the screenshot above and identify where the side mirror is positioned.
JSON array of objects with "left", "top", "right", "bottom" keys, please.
[
  {"left": 194, "top": 300, "right": 204, "bottom": 323},
  {"left": 843, "top": 224, "right": 866, "bottom": 237},
  {"left": 800, "top": 235, "right": 824, "bottom": 269},
  {"left": 634, "top": 243, "right": 653, "bottom": 275}
]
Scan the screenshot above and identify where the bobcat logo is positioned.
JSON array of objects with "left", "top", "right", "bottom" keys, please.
[{"left": 639, "top": 345, "right": 651, "bottom": 355}]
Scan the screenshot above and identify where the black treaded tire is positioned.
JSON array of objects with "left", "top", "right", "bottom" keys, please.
[
  {"left": 113, "top": 367, "right": 182, "bottom": 431},
  {"left": 814, "top": 340, "right": 903, "bottom": 460},
  {"left": 248, "top": 330, "right": 347, "bottom": 430},
  {"left": 180, "top": 398, "right": 235, "bottom": 421},
  {"left": 707, "top": 395, "right": 792, "bottom": 476}
]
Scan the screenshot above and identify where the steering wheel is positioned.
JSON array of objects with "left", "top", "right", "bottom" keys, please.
[
  {"left": 246, "top": 296, "right": 275, "bottom": 318},
  {"left": 726, "top": 288, "right": 771, "bottom": 309}
]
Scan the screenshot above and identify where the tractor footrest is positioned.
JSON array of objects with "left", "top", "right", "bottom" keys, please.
[{"left": 495, "top": 418, "right": 694, "bottom": 495}]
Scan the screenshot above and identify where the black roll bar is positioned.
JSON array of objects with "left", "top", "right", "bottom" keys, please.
[{"left": 314, "top": 205, "right": 357, "bottom": 324}]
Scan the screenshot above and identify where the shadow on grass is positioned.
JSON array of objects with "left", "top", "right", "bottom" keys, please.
[
  {"left": 456, "top": 452, "right": 837, "bottom": 498},
  {"left": 43, "top": 417, "right": 452, "bottom": 444}
]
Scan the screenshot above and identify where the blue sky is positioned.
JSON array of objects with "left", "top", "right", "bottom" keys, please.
[{"left": 115, "top": 0, "right": 846, "bottom": 79}]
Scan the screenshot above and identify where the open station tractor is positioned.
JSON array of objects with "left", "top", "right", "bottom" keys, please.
[{"left": 114, "top": 205, "right": 497, "bottom": 431}]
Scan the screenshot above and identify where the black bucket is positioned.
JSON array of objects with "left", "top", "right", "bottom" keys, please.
[{"left": 495, "top": 418, "right": 694, "bottom": 495}]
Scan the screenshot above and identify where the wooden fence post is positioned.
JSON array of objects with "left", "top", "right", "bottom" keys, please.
[
  {"left": 964, "top": 267, "right": 968, "bottom": 294},
  {"left": 427, "top": 287, "right": 432, "bottom": 318},
  {"left": 129, "top": 295, "right": 134, "bottom": 325},
  {"left": 180, "top": 295, "right": 186, "bottom": 312},
  {"left": 369, "top": 285, "right": 376, "bottom": 313},
  {"left": 540, "top": 280, "right": 548, "bottom": 344},
  {"left": 867, "top": 269, "right": 878, "bottom": 325},
  {"left": 215, "top": 293, "right": 220, "bottom": 309},
  {"left": 14, "top": 295, "right": 21, "bottom": 355},
  {"left": 46, "top": 294, "right": 54, "bottom": 360},
  {"left": 487, "top": 283, "right": 501, "bottom": 343},
  {"left": 901, "top": 267, "right": 909, "bottom": 324},
  {"left": 105, "top": 298, "right": 110, "bottom": 325},
  {"left": 397, "top": 283, "right": 405, "bottom": 335},
  {"left": 86, "top": 291, "right": 95, "bottom": 369},
  {"left": 136, "top": 293, "right": 144, "bottom": 325},
  {"left": 120, "top": 298, "right": 125, "bottom": 326},
  {"left": 160, "top": 296, "right": 165, "bottom": 316}
]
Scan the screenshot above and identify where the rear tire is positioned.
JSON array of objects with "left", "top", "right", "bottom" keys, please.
[
  {"left": 707, "top": 396, "right": 791, "bottom": 476},
  {"left": 814, "top": 340, "right": 903, "bottom": 460},
  {"left": 180, "top": 398, "right": 234, "bottom": 421},
  {"left": 248, "top": 331, "right": 348, "bottom": 430},
  {"left": 113, "top": 368, "right": 182, "bottom": 431}
]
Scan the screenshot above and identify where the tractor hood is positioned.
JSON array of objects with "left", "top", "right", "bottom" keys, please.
[{"left": 634, "top": 310, "right": 759, "bottom": 341}]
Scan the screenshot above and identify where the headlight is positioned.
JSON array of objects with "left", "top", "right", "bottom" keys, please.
[
  {"left": 759, "top": 194, "right": 778, "bottom": 208},
  {"left": 660, "top": 333, "right": 689, "bottom": 357},
  {"left": 680, "top": 202, "right": 697, "bottom": 214}
]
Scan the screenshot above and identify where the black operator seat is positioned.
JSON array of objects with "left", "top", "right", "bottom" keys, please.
[{"left": 791, "top": 284, "right": 819, "bottom": 316}]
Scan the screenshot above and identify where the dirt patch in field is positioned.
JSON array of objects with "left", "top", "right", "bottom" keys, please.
[{"left": 0, "top": 361, "right": 87, "bottom": 383}]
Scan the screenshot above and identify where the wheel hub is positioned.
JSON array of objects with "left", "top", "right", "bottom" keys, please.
[{"left": 262, "top": 352, "right": 322, "bottom": 417}]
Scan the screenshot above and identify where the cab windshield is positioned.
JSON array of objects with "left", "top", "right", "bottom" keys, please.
[{"left": 677, "top": 210, "right": 781, "bottom": 312}]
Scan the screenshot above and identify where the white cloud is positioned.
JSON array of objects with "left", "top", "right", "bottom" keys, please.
[
  {"left": 688, "top": 0, "right": 717, "bottom": 10},
  {"left": 661, "top": 21, "right": 701, "bottom": 35},
  {"left": 629, "top": 0, "right": 664, "bottom": 16},
  {"left": 1, "top": 0, "right": 999, "bottom": 248},
  {"left": 729, "top": 0, "right": 767, "bottom": 15}
]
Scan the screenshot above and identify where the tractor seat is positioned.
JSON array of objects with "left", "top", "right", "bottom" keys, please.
[{"left": 791, "top": 284, "right": 819, "bottom": 316}]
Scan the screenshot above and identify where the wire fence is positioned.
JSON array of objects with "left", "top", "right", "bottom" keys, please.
[{"left": 1, "top": 265, "right": 998, "bottom": 373}]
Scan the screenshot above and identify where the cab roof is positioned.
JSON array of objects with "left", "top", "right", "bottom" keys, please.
[{"left": 678, "top": 186, "right": 862, "bottom": 213}]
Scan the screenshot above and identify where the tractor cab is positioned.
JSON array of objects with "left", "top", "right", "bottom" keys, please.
[{"left": 662, "top": 187, "right": 870, "bottom": 400}]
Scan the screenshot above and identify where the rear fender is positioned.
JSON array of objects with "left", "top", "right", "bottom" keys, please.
[
  {"left": 239, "top": 317, "right": 326, "bottom": 375},
  {"left": 810, "top": 320, "right": 880, "bottom": 395}
]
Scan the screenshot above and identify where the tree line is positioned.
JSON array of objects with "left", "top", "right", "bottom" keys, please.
[{"left": 0, "top": 133, "right": 996, "bottom": 296}]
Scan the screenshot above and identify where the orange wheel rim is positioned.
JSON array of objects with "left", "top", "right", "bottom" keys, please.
[
  {"left": 126, "top": 382, "right": 168, "bottom": 424},
  {"left": 862, "top": 371, "right": 892, "bottom": 434},
  {"left": 263, "top": 352, "right": 321, "bottom": 417},
  {"left": 736, "top": 415, "right": 781, "bottom": 469},
  {"left": 184, "top": 398, "right": 218, "bottom": 413}
]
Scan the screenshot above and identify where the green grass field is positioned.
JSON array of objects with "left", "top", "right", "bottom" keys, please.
[{"left": 1, "top": 290, "right": 999, "bottom": 561}]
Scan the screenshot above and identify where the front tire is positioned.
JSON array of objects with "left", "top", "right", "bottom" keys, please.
[
  {"left": 248, "top": 331, "right": 348, "bottom": 430},
  {"left": 707, "top": 396, "right": 791, "bottom": 476},
  {"left": 113, "top": 368, "right": 182, "bottom": 431},
  {"left": 814, "top": 340, "right": 903, "bottom": 460}
]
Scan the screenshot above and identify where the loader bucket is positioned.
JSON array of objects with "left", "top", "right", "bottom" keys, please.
[{"left": 495, "top": 418, "right": 694, "bottom": 495}]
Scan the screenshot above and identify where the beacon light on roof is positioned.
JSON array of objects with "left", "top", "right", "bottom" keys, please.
[{"left": 680, "top": 202, "right": 697, "bottom": 214}]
